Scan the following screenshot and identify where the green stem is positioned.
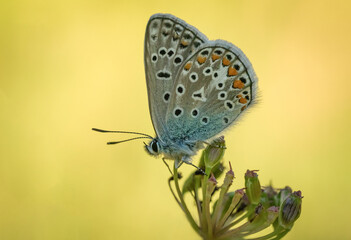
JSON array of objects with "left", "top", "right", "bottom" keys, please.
[
  {"left": 201, "top": 168, "right": 212, "bottom": 237},
  {"left": 205, "top": 182, "right": 214, "bottom": 239},
  {"left": 245, "top": 227, "right": 285, "bottom": 240},
  {"left": 194, "top": 177, "right": 202, "bottom": 228},
  {"left": 168, "top": 178, "right": 182, "bottom": 208},
  {"left": 216, "top": 222, "right": 250, "bottom": 240},
  {"left": 218, "top": 211, "right": 248, "bottom": 234},
  {"left": 173, "top": 165, "right": 203, "bottom": 237}
]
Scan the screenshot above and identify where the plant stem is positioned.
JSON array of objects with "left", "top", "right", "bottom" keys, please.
[
  {"left": 168, "top": 178, "right": 182, "bottom": 208},
  {"left": 173, "top": 164, "right": 203, "bottom": 237}
]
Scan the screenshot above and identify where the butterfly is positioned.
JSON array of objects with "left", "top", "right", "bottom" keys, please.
[{"left": 93, "top": 13, "right": 257, "bottom": 169}]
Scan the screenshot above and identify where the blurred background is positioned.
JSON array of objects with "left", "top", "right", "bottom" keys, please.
[{"left": 1, "top": 0, "right": 350, "bottom": 239}]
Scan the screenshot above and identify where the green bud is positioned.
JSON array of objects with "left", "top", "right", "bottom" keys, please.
[
  {"left": 203, "top": 136, "right": 226, "bottom": 171},
  {"left": 217, "top": 189, "right": 244, "bottom": 227},
  {"left": 275, "top": 186, "right": 292, "bottom": 206},
  {"left": 245, "top": 170, "right": 262, "bottom": 205},
  {"left": 267, "top": 206, "right": 280, "bottom": 223},
  {"left": 245, "top": 205, "right": 279, "bottom": 233},
  {"left": 211, "top": 162, "right": 225, "bottom": 179},
  {"left": 279, "top": 191, "right": 303, "bottom": 229}
]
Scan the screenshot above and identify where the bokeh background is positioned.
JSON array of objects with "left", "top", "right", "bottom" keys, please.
[{"left": 1, "top": 0, "right": 350, "bottom": 239}]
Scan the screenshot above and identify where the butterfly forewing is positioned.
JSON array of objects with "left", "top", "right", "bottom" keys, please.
[
  {"left": 165, "top": 40, "right": 258, "bottom": 142},
  {"left": 144, "top": 14, "right": 208, "bottom": 139}
]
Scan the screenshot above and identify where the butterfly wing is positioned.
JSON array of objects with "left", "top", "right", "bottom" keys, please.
[
  {"left": 144, "top": 14, "right": 208, "bottom": 140},
  {"left": 165, "top": 40, "right": 258, "bottom": 142}
]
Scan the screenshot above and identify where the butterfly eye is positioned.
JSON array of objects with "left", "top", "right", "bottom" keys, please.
[{"left": 151, "top": 141, "right": 159, "bottom": 153}]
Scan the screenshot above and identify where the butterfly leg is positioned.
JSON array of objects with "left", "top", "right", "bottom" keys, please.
[
  {"left": 162, "top": 158, "right": 174, "bottom": 175},
  {"left": 181, "top": 156, "right": 206, "bottom": 175},
  {"left": 174, "top": 157, "right": 184, "bottom": 169}
]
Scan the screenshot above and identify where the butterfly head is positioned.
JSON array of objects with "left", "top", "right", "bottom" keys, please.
[{"left": 145, "top": 138, "right": 162, "bottom": 156}]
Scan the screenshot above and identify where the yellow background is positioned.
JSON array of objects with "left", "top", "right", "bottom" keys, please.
[{"left": 1, "top": 0, "right": 350, "bottom": 239}]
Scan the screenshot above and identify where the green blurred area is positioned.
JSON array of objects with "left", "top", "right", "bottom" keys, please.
[{"left": 0, "top": 0, "right": 350, "bottom": 239}]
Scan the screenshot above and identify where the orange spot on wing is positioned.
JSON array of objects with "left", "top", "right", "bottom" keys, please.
[
  {"left": 236, "top": 94, "right": 243, "bottom": 98},
  {"left": 228, "top": 66, "right": 238, "bottom": 76},
  {"left": 241, "top": 106, "right": 247, "bottom": 111},
  {"left": 197, "top": 56, "right": 207, "bottom": 64},
  {"left": 181, "top": 40, "right": 189, "bottom": 46},
  {"left": 239, "top": 97, "right": 247, "bottom": 104},
  {"left": 184, "top": 62, "right": 192, "bottom": 70},
  {"left": 233, "top": 80, "right": 245, "bottom": 89},
  {"left": 212, "top": 54, "right": 220, "bottom": 61},
  {"left": 222, "top": 57, "right": 231, "bottom": 66}
]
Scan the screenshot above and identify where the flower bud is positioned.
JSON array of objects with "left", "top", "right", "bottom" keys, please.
[
  {"left": 279, "top": 191, "right": 303, "bottom": 229},
  {"left": 206, "top": 173, "right": 218, "bottom": 195},
  {"left": 275, "top": 186, "right": 292, "bottom": 206},
  {"left": 245, "top": 170, "right": 262, "bottom": 205},
  {"left": 203, "top": 136, "right": 226, "bottom": 170},
  {"left": 217, "top": 189, "right": 244, "bottom": 227}
]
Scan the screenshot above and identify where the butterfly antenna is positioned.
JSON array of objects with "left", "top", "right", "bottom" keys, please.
[
  {"left": 107, "top": 137, "right": 151, "bottom": 145},
  {"left": 92, "top": 128, "right": 153, "bottom": 139}
]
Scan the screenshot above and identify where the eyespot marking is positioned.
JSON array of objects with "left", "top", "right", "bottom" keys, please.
[
  {"left": 189, "top": 72, "right": 198, "bottom": 82},
  {"left": 203, "top": 67, "right": 212, "bottom": 76},
  {"left": 239, "top": 77, "right": 247, "bottom": 84},
  {"left": 183, "top": 33, "right": 192, "bottom": 39},
  {"left": 173, "top": 107, "right": 184, "bottom": 118},
  {"left": 164, "top": 21, "right": 172, "bottom": 28},
  {"left": 191, "top": 108, "right": 199, "bottom": 118},
  {"left": 156, "top": 70, "right": 171, "bottom": 80},
  {"left": 192, "top": 87, "right": 207, "bottom": 102},
  {"left": 201, "top": 117, "right": 209, "bottom": 125},
  {"left": 225, "top": 100, "right": 235, "bottom": 111},
  {"left": 151, "top": 22, "right": 158, "bottom": 29},
  {"left": 151, "top": 54, "right": 158, "bottom": 63},
  {"left": 174, "top": 55, "right": 183, "bottom": 65},
  {"left": 216, "top": 82, "right": 224, "bottom": 90},
  {"left": 167, "top": 49, "right": 175, "bottom": 58},
  {"left": 159, "top": 47, "right": 167, "bottom": 57},
  {"left": 226, "top": 54, "right": 233, "bottom": 61},
  {"left": 214, "top": 50, "right": 223, "bottom": 55},
  {"left": 223, "top": 117, "right": 229, "bottom": 124},
  {"left": 194, "top": 40, "right": 201, "bottom": 48},
  {"left": 218, "top": 91, "right": 227, "bottom": 100},
  {"left": 163, "top": 92, "right": 171, "bottom": 102},
  {"left": 176, "top": 84, "right": 185, "bottom": 96},
  {"left": 234, "top": 64, "right": 240, "bottom": 71}
]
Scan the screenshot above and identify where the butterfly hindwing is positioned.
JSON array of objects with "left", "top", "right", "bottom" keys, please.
[
  {"left": 144, "top": 14, "right": 208, "bottom": 139},
  {"left": 165, "top": 40, "right": 258, "bottom": 142}
]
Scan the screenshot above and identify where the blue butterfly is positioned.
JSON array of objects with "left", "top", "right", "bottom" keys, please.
[{"left": 93, "top": 13, "right": 257, "bottom": 169}]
